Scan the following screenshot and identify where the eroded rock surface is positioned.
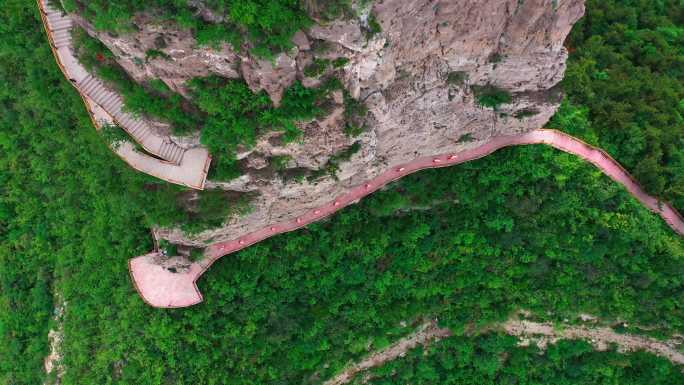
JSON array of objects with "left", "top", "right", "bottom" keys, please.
[{"left": 77, "top": 0, "right": 585, "bottom": 246}]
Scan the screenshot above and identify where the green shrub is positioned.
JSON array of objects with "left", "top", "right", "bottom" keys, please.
[
  {"left": 304, "top": 58, "right": 331, "bottom": 77},
  {"left": 343, "top": 91, "right": 368, "bottom": 136},
  {"left": 66, "top": 0, "right": 314, "bottom": 56},
  {"left": 557, "top": 0, "right": 684, "bottom": 211},
  {"left": 308, "top": 141, "right": 361, "bottom": 180},
  {"left": 100, "top": 124, "right": 130, "bottom": 149},
  {"left": 158, "top": 239, "right": 178, "bottom": 256},
  {"left": 270, "top": 155, "right": 292, "bottom": 171},
  {"left": 144, "top": 49, "right": 170, "bottom": 61},
  {"left": 73, "top": 27, "right": 203, "bottom": 135},
  {"left": 332, "top": 57, "right": 350, "bottom": 68},
  {"left": 472, "top": 84, "right": 512, "bottom": 109},
  {"left": 456, "top": 132, "right": 475, "bottom": 143},
  {"left": 356, "top": 334, "right": 684, "bottom": 385},
  {"left": 344, "top": 123, "right": 364, "bottom": 137},
  {"left": 514, "top": 108, "right": 540, "bottom": 119},
  {"left": 364, "top": 13, "right": 382, "bottom": 38},
  {"left": 446, "top": 71, "right": 467, "bottom": 86},
  {"left": 302, "top": 0, "right": 354, "bottom": 21},
  {"left": 488, "top": 52, "right": 504, "bottom": 63},
  {"left": 189, "top": 248, "right": 205, "bottom": 261}
]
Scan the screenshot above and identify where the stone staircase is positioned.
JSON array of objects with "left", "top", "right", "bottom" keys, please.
[
  {"left": 38, "top": 0, "right": 209, "bottom": 186},
  {"left": 40, "top": 0, "right": 188, "bottom": 166}
]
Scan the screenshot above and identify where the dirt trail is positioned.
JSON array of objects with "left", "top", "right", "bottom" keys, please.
[
  {"left": 324, "top": 319, "right": 683, "bottom": 385},
  {"left": 323, "top": 320, "right": 451, "bottom": 385},
  {"left": 503, "top": 320, "right": 684, "bottom": 365}
]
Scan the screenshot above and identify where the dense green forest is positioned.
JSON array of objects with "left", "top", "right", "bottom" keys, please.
[
  {"left": 1, "top": 1, "right": 683, "bottom": 384},
  {"left": 558, "top": 0, "right": 684, "bottom": 211},
  {"left": 352, "top": 333, "right": 684, "bottom": 384}
]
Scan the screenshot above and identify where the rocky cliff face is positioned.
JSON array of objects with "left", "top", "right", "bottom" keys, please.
[{"left": 78, "top": 0, "right": 585, "bottom": 247}]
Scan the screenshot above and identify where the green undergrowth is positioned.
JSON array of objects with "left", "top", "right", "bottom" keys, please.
[{"left": 352, "top": 333, "right": 684, "bottom": 384}]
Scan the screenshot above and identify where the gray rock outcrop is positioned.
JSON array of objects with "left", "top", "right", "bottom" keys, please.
[{"left": 75, "top": 0, "right": 586, "bottom": 246}]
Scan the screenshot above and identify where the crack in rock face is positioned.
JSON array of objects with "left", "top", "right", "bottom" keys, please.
[{"left": 81, "top": 0, "right": 586, "bottom": 247}]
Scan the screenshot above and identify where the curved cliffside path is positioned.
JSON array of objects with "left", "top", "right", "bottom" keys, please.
[
  {"left": 129, "top": 128, "right": 684, "bottom": 308},
  {"left": 37, "top": 0, "right": 211, "bottom": 189},
  {"left": 323, "top": 319, "right": 684, "bottom": 385}
]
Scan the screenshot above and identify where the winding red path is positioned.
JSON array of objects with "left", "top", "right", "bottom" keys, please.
[{"left": 129, "top": 129, "right": 684, "bottom": 308}]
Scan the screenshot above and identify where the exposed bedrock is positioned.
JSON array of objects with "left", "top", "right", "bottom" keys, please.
[{"left": 79, "top": 0, "right": 585, "bottom": 246}]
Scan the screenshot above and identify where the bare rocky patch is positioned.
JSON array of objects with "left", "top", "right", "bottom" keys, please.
[{"left": 43, "top": 296, "right": 65, "bottom": 385}]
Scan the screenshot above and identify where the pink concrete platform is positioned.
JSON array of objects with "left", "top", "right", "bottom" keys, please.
[
  {"left": 128, "top": 254, "right": 204, "bottom": 308},
  {"left": 128, "top": 129, "right": 684, "bottom": 308}
]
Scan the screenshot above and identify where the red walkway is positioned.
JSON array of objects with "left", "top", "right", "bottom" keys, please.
[{"left": 130, "top": 129, "right": 684, "bottom": 308}]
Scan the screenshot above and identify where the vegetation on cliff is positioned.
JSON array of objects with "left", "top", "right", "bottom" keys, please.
[
  {"left": 62, "top": 0, "right": 348, "bottom": 55},
  {"left": 189, "top": 76, "right": 342, "bottom": 180},
  {"left": 73, "top": 27, "right": 344, "bottom": 180}
]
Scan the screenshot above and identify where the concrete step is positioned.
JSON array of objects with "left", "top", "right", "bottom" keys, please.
[
  {"left": 160, "top": 142, "right": 173, "bottom": 159},
  {"left": 80, "top": 76, "right": 99, "bottom": 94},
  {"left": 52, "top": 29, "right": 70, "bottom": 40},
  {"left": 126, "top": 117, "right": 142, "bottom": 133},
  {"left": 103, "top": 95, "right": 121, "bottom": 112},
  {"left": 78, "top": 74, "right": 94, "bottom": 88},
  {"left": 80, "top": 80, "right": 97, "bottom": 96},
  {"left": 171, "top": 146, "right": 184, "bottom": 164},
  {"left": 99, "top": 92, "right": 117, "bottom": 110},
  {"left": 109, "top": 99, "right": 124, "bottom": 112},
  {"left": 53, "top": 33, "right": 71, "bottom": 44},
  {"left": 51, "top": 17, "right": 71, "bottom": 26},
  {"left": 47, "top": 13, "right": 64, "bottom": 24},
  {"left": 137, "top": 127, "right": 153, "bottom": 143},
  {"left": 159, "top": 142, "right": 170, "bottom": 158},
  {"left": 91, "top": 86, "right": 107, "bottom": 102},
  {"left": 53, "top": 34, "right": 70, "bottom": 46},
  {"left": 130, "top": 120, "right": 146, "bottom": 137},
  {"left": 51, "top": 24, "right": 72, "bottom": 33},
  {"left": 106, "top": 97, "right": 122, "bottom": 111},
  {"left": 112, "top": 108, "right": 128, "bottom": 122},
  {"left": 167, "top": 145, "right": 179, "bottom": 163},
  {"left": 50, "top": 19, "right": 72, "bottom": 30},
  {"left": 119, "top": 115, "right": 136, "bottom": 129},
  {"left": 53, "top": 36, "right": 71, "bottom": 48},
  {"left": 82, "top": 79, "right": 101, "bottom": 97}
]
